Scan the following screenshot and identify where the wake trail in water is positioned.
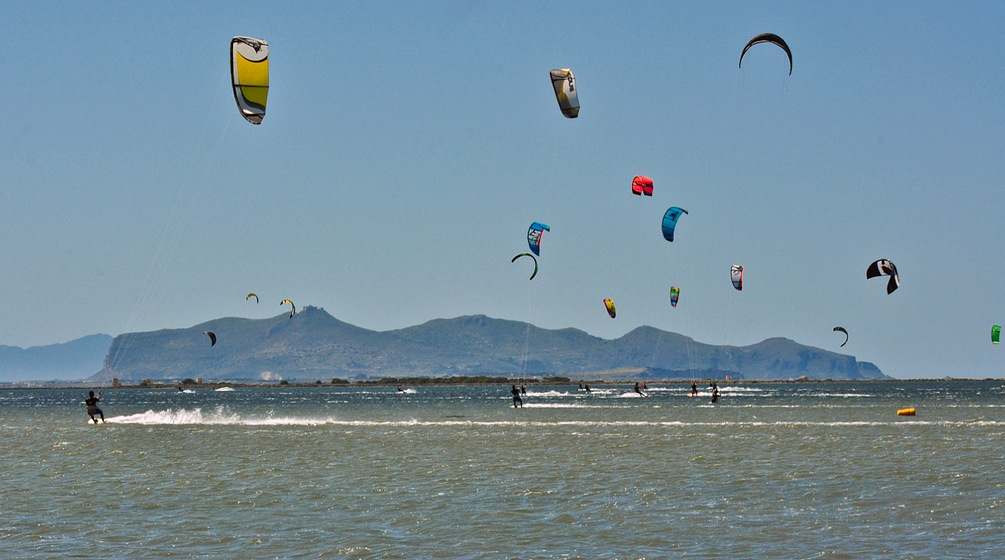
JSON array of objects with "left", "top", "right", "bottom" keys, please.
[
  {"left": 106, "top": 408, "right": 333, "bottom": 426},
  {"left": 103, "top": 409, "right": 1005, "bottom": 428},
  {"left": 524, "top": 391, "right": 575, "bottom": 397},
  {"left": 521, "top": 403, "right": 617, "bottom": 409}
]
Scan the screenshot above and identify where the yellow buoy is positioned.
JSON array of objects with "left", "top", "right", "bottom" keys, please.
[{"left": 896, "top": 407, "right": 916, "bottom": 416}]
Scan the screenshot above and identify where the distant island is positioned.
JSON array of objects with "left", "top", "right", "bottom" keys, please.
[
  {"left": 0, "top": 334, "right": 112, "bottom": 382},
  {"left": 82, "top": 306, "right": 885, "bottom": 383}
]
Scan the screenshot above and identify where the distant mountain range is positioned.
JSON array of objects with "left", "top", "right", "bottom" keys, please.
[
  {"left": 0, "top": 335, "right": 112, "bottom": 382},
  {"left": 87, "top": 306, "right": 886, "bottom": 382}
]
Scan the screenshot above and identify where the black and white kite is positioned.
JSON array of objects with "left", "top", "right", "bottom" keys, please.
[{"left": 866, "top": 259, "right": 900, "bottom": 294}]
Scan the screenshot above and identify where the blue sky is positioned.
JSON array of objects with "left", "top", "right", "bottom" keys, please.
[{"left": 1, "top": 1, "right": 1003, "bottom": 377}]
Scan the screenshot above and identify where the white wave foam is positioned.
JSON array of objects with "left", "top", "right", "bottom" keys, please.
[
  {"left": 522, "top": 403, "right": 615, "bottom": 409},
  {"left": 179, "top": 389, "right": 195, "bottom": 394},
  {"left": 106, "top": 408, "right": 334, "bottom": 426},
  {"left": 524, "top": 391, "right": 574, "bottom": 397},
  {"left": 214, "top": 387, "right": 235, "bottom": 392},
  {"left": 327, "top": 390, "right": 398, "bottom": 395},
  {"left": 103, "top": 410, "right": 1005, "bottom": 428},
  {"left": 643, "top": 387, "right": 766, "bottom": 396},
  {"left": 634, "top": 386, "right": 769, "bottom": 393},
  {"left": 616, "top": 392, "right": 647, "bottom": 398},
  {"left": 397, "top": 389, "right": 417, "bottom": 394},
  {"left": 804, "top": 392, "right": 874, "bottom": 398}
]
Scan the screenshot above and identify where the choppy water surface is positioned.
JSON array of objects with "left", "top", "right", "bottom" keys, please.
[{"left": 3, "top": 380, "right": 1005, "bottom": 559}]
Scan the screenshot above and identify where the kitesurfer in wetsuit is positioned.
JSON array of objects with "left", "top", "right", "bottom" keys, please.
[
  {"left": 690, "top": 382, "right": 699, "bottom": 397},
  {"left": 634, "top": 382, "right": 645, "bottom": 396},
  {"left": 511, "top": 385, "right": 523, "bottom": 408},
  {"left": 520, "top": 385, "right": 527, "bottom": 395},
  {"left": 584, "top": 384, "right": 592, "bottom": 394},
  {"left": 710, "top": 381, "right": 720, "bottom": 403},
  {"left": 84, "top": 391, "right": 104, "bottom": 423}
]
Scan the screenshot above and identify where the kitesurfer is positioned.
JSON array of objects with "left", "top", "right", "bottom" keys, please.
[
  {"left": 520, "top": 385, "right": 527, "bottom": 395},
  {"left": 584, "top": 384, "right": 592, "bottom": 393},
  {"left": 634, "top": 382, "right": 646, "bottom": 397},
  {"left": 511, "top": 385, "right": 523, "bottom": 408},
  {"left": 710, "top": 382, "right": 720, "bottom": 404},
  {"left": 84, "top": 391, "right": 104, "bottom": 424},
  {"left": 690, "top": 382, "right": 699, "bottom": 397}
]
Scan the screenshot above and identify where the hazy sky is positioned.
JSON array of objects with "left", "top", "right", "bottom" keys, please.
[{"left": 1, "top": 1, "right": 1003, "bottom": 377}]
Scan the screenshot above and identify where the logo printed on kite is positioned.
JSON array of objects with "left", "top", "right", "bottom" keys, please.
[{"left": 527, "top": 222, "right": 550, "bottom": 256}]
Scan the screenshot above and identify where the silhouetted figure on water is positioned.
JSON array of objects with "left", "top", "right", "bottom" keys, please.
[
  {"left": 84, "top": 391, "right": 104, "bottom": 424},
  {"left": 511, "top": 385, "right": 523, "bottom": 408}
]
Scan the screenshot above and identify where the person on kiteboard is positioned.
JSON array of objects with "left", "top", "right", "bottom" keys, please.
[
  {"left": 84, "top": 391, "right": 105, "bottom": 424},
  {"left": 511, "top": 385, "right": 523, "bottom": 408}
]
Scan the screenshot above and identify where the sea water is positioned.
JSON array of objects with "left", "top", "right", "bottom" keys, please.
[{"left": 2, "top": 380, "right": 1004, "bottom": 558}]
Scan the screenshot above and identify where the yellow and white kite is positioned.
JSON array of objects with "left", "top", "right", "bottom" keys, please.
[{"left": 231, "top": 37, "right": 270, "bottom": 125}]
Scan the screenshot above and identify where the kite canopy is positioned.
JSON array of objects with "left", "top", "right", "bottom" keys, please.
[
  {"left": 632, "top": 176, "right": 654, "bottom": 196},
  {"left": 527, "top": 222, "right": 550, "bottom": 256},
  {"left": 739, "top": 33, "right": 793, "bottom": 75},
  {"left": 280, "top": 298, "right": 296, "bottom": 318},
  {"left": 549, "top": 68, "right": 580, "bottom": 118},
  {"left": 603, "top": 298, "right": 617, "bottom": 319},
  {"left": 994, "top": 324, "right": 1001, "bottom": 345},
  {"left": 866, "top": 259, "right": 900, "bottom": 294},
  {"left": 833, "top": 326, "right": 849, "bottom": 348},
  {"left": 511, "top": 252, "right": 539, "bottom": 280},
  {"left": 730, "top": 265, "right": 744, "bottom": 291},
  {"left": 246, "top": 292, "right": 259, "bottom": 303},
  {"left": 661, "top": 207, "right": 688, "bottom": 242},
  {"left": 669, "top": 286, "right": 680, "bottom": 308},
  {"left": 204, "top": 331, "right": 217, "bottom": 347},
  {"left": 231, "top": 37, "right": 270, "bottom": 124}
]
